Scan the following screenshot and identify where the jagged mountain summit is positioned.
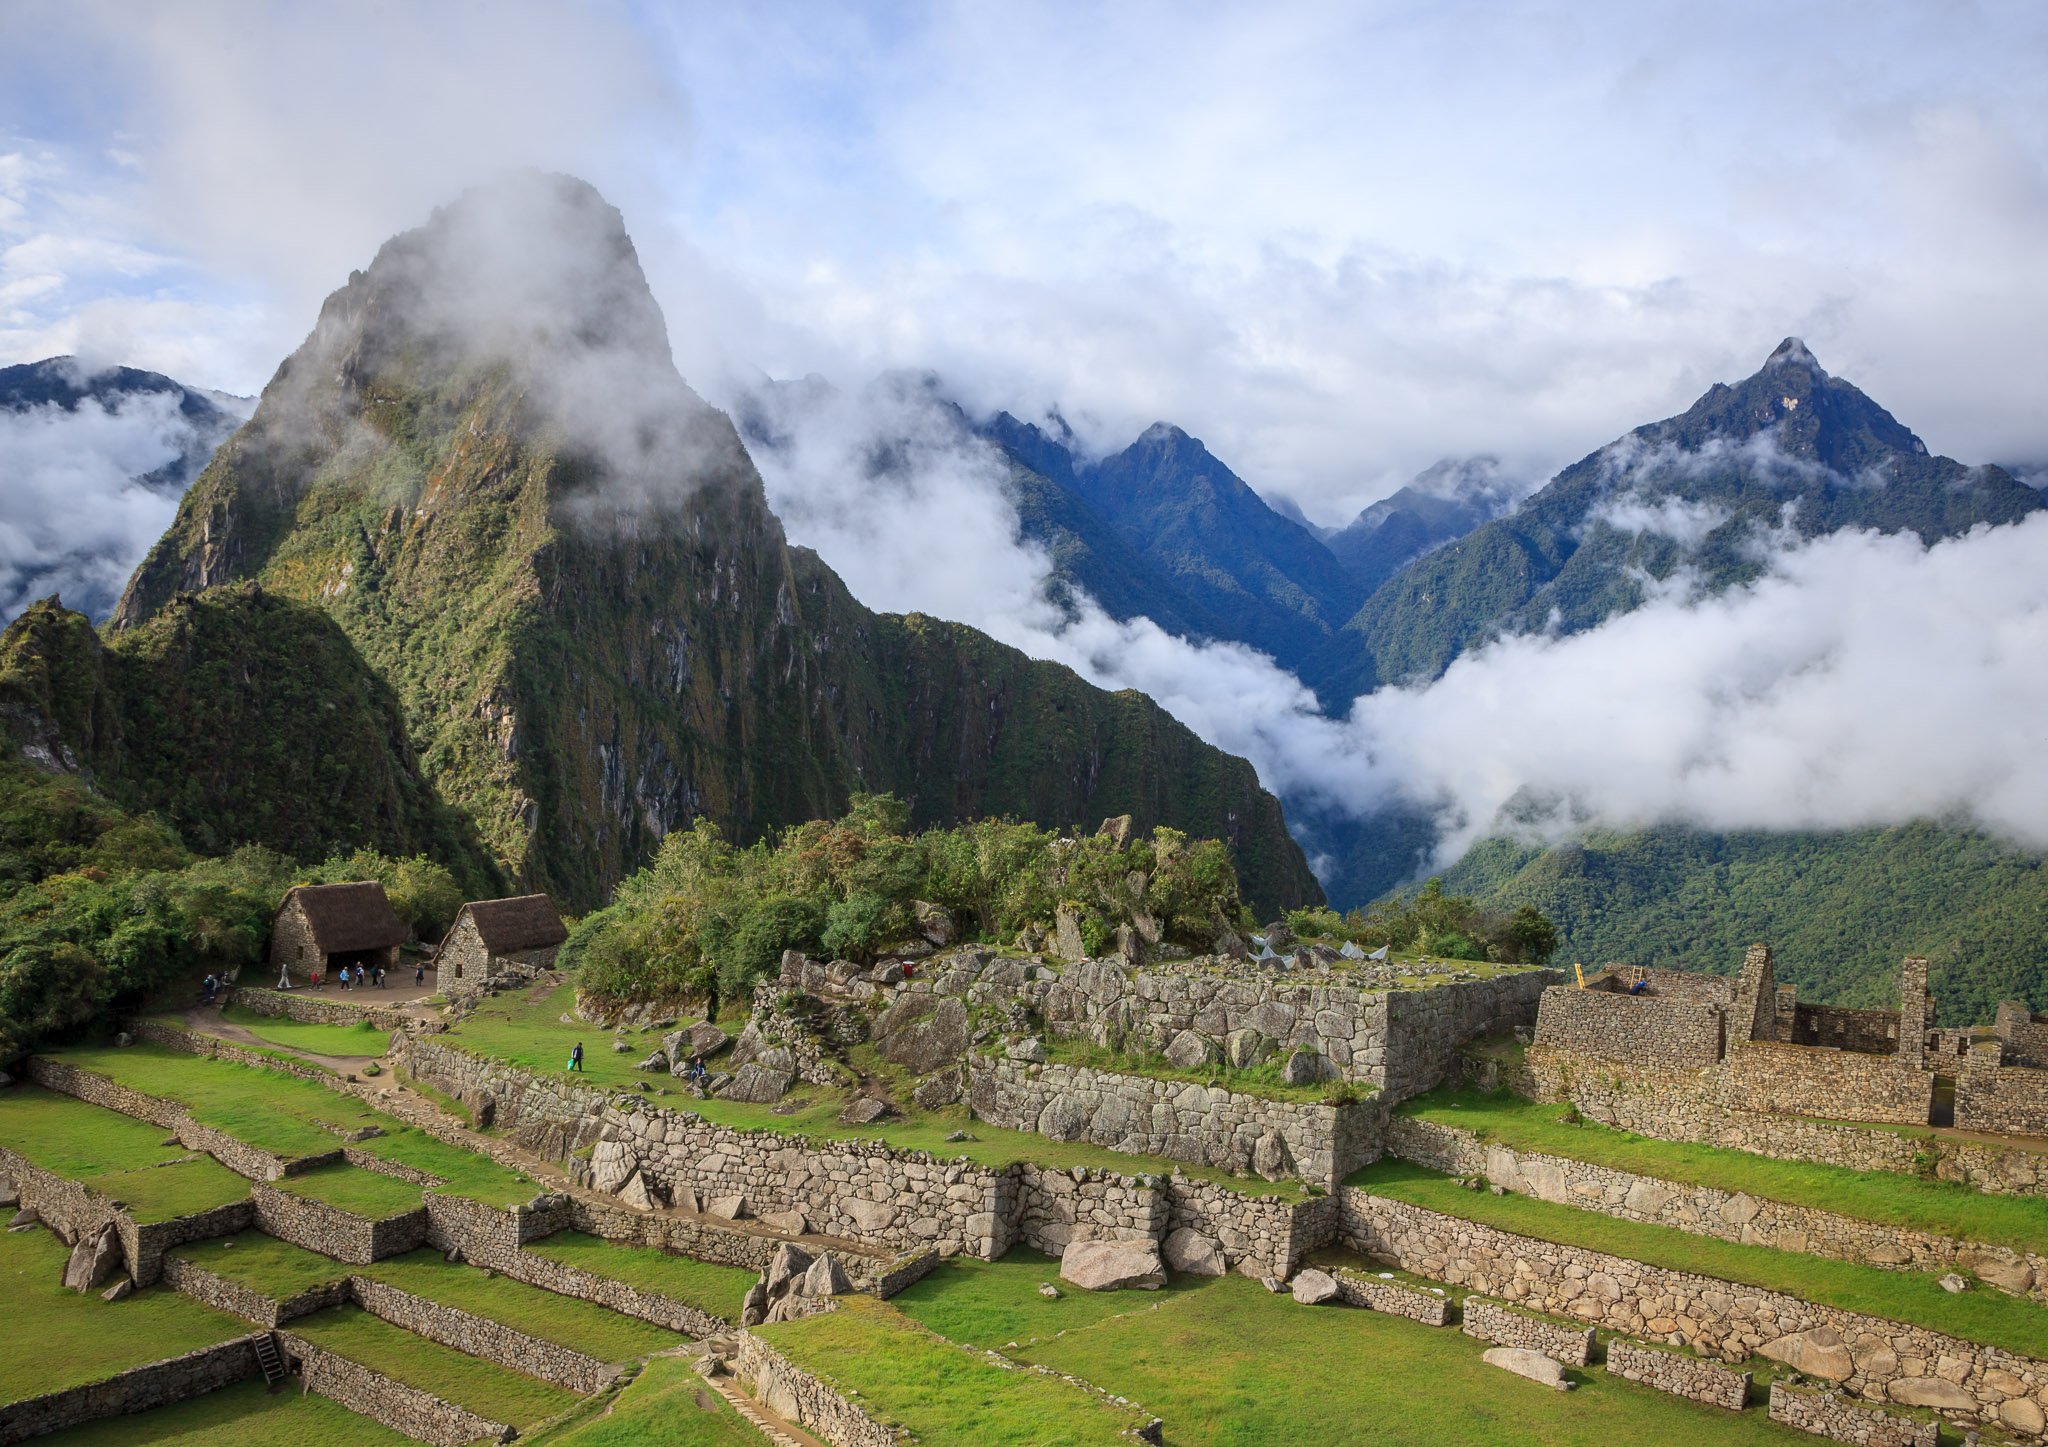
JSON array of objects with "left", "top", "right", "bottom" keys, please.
[
  {"left": 77, "top": 172, "right": 1318, "bottom": 912},
  {"left": 1306, "top": 337, "right": 2044, "bottom": 707},
  {"left": 1322, "top": 456, "right": 1521, "bottom": 596}
]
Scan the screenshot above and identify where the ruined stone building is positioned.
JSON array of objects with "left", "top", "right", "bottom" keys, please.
[
  {"left": 435, "top": 894, "right": 568, "bottom": 989},
  {"left": 267, "top": 881, "right": 408, "bottom": 983}
]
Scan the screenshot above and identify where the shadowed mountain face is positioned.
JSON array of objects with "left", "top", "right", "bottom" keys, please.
[
  {"left": 1322, "top": 457, "right": 1520, "bottom": 596},
  {"left": 92, "top": 173, "right": 1318, "bottom": 913}
]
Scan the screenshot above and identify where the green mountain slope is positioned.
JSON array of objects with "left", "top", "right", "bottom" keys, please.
[
  {"left": 1438, "top": 823, "right": 2048, "bottom": 1025},
  {"left": 101, "top": 173, "right": 1319, "bottom": 915}
]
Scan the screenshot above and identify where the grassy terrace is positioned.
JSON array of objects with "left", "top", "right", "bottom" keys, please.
[
  {"left": 523, "top": 1231, "right": 758, "bottom": 1319},
  {"left": 1404, "top": 1087, "right": 2048, "bottom": 1257},
  {"left": 0, "top": 1084, "right": 249, "bottom": 1222},
  {"left": 42, "top": 1043, "right": 536, "bottom": 1205},
  {"left": 32, "top": 1375, "right": 412, "bottom": 1447},
  {"left": 364, "top": 1249, "right": 682, "bottom": 1360},
  {"left": 1351, "top": 1158, "right": 2048, "bottom": 1361},
  {"left": 221, "top": 1003, "right": 395, "bottom": 1058},
  {"left": 0, "top": 1227, "right": 249, "bottom": 1404},
  {"left": 890, "top": 1253, "right": 1818, "bottom": 1447},
  {"left": 287, "top": 1304, "right": 582, "bottom": 1426},
  {"left": 527, "top": 1356, "right": 762, "bottom": 1447},
  {"left": 755, "top": 1294, "right": 1149, "bottom": 1446},
  {"left": 171, "top": 1230, "right": 351, "bottom": 1299},
  {"left": 443, "top": 982, "right": 1313, "bottom": 1199},
  {"left": 273, "top": 1161, "right": 424, "bottom": 1218}
]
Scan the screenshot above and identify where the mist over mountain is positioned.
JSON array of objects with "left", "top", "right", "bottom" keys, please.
[
  {"left": 1322, "top": 457, "right": 1522, "bottom": 596},
  {"left": 0, "top": 358, "right": 249, "bottom": 623}
]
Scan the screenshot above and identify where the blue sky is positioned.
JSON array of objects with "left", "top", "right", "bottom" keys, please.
[{"left": 4, "top": 0, "right": 2046, "bottom": 519}]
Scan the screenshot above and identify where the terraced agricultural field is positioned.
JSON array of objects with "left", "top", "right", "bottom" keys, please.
[
  {"left": 29, "top": 1375, "right": 412, "bottom": 1447},
  {"left": 522, "top": 1231, "right": 759, "bottom": 1319},
  {"left": 286, "top": 1304, "right": 583, "bottom": 1427},
  {"left": 0, "top": 1084, "right": 249, "bottom": 1221}
]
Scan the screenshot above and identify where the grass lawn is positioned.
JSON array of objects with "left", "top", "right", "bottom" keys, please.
[
  {"left": 755, "top": 1294, "right": 1149, "bottom": 1446},
  {"left": 362, "top": 1249, "right": 680, "bottom": 1361},
  {"left": 0, "top": 1227, "right": 249, "bottom": 1404},
  {"left": 1352, "top": 1158, "right": 2048, "bottom": 1361},
  {"left": 522, "top": 1232, "right": 757, "bottom": 1319},
  {"left": 30, "top": 1374, "right": 412, "bottom": 1447},
  {"left": 1008, "top": 1266, "right": 1818, "bottom": 1447},
  {"left": 286, "top": 1305, "right": 581, "bottom": 1426},
  {"left": 1403, "top": 1088, "right": 2048, "bottom": 1257},
  {"left": 351, "top": 1126, "right": 535, "bottom": 1208},
  {"left": 526, "top": 1356, "right": 761, "bottom": 1447},
  {"left": 272, "top": 1161, "right": 423, "bottom": 1219},
  {"left": 442, "top": 983, "right": 651, "bottom": 1090},
  {"left": 221, "top": 1004, "right": 394, "bottom": 1058},
  {"left": 890, "top": 1250, "right": 1223, "bottom": 1349},
  {"left": 0, "top": 1084, "right": 249, "bottom": 1222},
  {"left": 170, "top": 1230, "right": 351, "bottom": 1300},
  {"left": 47, "top": 1044, "right": 383, "bottom": 1159}
]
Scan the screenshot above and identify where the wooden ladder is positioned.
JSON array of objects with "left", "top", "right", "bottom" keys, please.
[{"left": 251, "top": 1332, "right": 288, "bottom": 1389}]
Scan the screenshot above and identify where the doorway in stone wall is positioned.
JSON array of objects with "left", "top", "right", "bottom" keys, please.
[{"left": 1931, "top": 1076, "right": 1956, "bottom": 1128}]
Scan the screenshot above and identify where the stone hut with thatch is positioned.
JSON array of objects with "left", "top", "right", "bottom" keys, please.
[
  {"left": 268, "top": 881, "right": 408, "bottom": 984},
  {"left": 435, "top": 894, "right": 568, "bottom": 989}
]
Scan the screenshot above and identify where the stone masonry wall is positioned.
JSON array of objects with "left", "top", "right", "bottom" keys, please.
[
  {"left": 1011, "top": 1162, "right": 1169, "bottom": 1255},
  {"left": 1531, "top": 987, "right": 1727, "bottom": 1069},
  {"left": 162, "top": 1251, "right": 351, "bottom": 1327},
  {"left": 1339, "top": 1188, "right": 2048, "bottom": 1438},
  {"left": 1720, "top": 1041, "right": 1933, "bottom": 1128},
  {"left": 0, "top": 1336, "right": 260, "bottom": 1446},
  {"left": 1328, "top": 1267, "right": 1453, "bottom": 1325},
  {"left": 1166, "top": 1180, "right": 1332, "bottom": 1280},
  {"left": 252, "top": 1182, "right": 429, "bottom": 1264},
  {"left": 1957, "top": 1054, "right": 2048, "bottom": 1139},
  {"left": 736, "top": 1322, "right": 896, "bottom": 1447},
  {"left": 279, "top": 1333, "right": 511, "bottom": 1447},
  {"left": 1461, "top": 1297, "right": 1595, "bottom": 1365},
  {"left": 1522, "top": 1049, "right": 2048, "bottom": 1199},
  {"left": 967, "top": 1055, "right": 1372, "bottom": 1187},
  {"left": 1605, "top": 1339, "right": 1751, "bottom": 1412},
  {"left": 1386, "top": 1117, "right": 2048, "bottom": 1301},
  {"left": 351, "top": 1276, "right": 621, "bottom": 1393},
  {"left": 1768, "top": 1381, "right": 1938, "bottom": 1446},
  {"left": 1998, "top": 1003, "right": 2048, "bottom": 1071},
  {"left": 229, "top": 986, "right": 427, "bottom": 1036},
  {"left": 0, "top": 1144, "right": 253, "bottom": 1287}
]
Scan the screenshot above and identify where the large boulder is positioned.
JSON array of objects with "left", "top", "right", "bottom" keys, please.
[
  {"left": 1252, "top": 1131, "right": 1292, "bottom": 1180},
  {"left": 1759, "top": 1326, "right": 1853, "bottom": 1380},
  {"left": 1225, "top": 1028, "right": 1275, "bottom": 1070},
  {"left": 1290, "top": 1269, "right": 1339, "bottom": 1304},
  {"left": 1053, "top": 907, "right": 1088, "bottom": 962},
  {"left": 719, "top": 1063, "right": 794, "bottom": 1104},
  {"left": 1281, "top": 1050, "right": 1336, "bottom": 1086},
  {"left": 913, "top": 901, "right": 958, "bottom": 946},
  {"left": 838, "top": 1097, "right": 891, "bottom": 1125},
  {"left": 62, "top": 1224, "right": 121, "bottom": 1293},
  {"left": 1165, "top": 1030, "right": 1218, "bottom": 1071},
  {"left": 664, "top": 1022, "right": 729, "bottom": 1064},
  {"left": 912, "top": 1066, "right": 964, "bottom": 1110},
  {"left": 801, "top": 1252, "right": 853, "bottom": 1297},
  {"left": 877, "top": 996, "right": 971, "bottom": 1075},
  {"left": 1060, "top": 1238, "right": 1166, "bottom": 1292},
  {"left": 1483, "top": 1348, "right": 1566, "bottom": 1389},
  {"left": 765, "top": 1241, "right": 816, "bottom": 1298},
  {"left": 740, "top": 1279, "right": 767, "bottom": 1327},
  {"left": 616, "top": 1171, "right": 665, "bottom": 1210},
  {"left": 1161, "top": 1227, "right": 1225, "bottom": 1277},
  {"left": 635, "top": 1051, "right": 668, "bottom": 1072}
]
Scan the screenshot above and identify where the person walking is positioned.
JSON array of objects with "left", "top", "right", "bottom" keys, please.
[
  {"left": 415, "top": 961, "right": 425, "bottom": 986},
  {"left": 569, "top": 1041, "right": 585, "bottom": 1073}
]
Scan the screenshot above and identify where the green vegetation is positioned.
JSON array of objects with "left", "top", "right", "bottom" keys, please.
[
  {"left": 1038, "top": 1037, "right": 1366, "bottom": 1105},
  {"left": 1404, "top": 1088, "right": 2048, "bottom": 1258},
  {"left": 567, "top": 797, "right": 1251, "bottom": 1012},
  {"left": 522, "top": 1232, "right": 757, "bottom": 1319},
  {"left": 890, "top": 1249, "right": 1222, "bottom": 1346},
  {"left": 1288, "top": 876, "right": 1558, "bottom": 965},
  {"left": 273, "top": 1161, "right": 423, "bottom": 1219},
  {"left": 362, "top": 1249, "right": 679, "bottom": 1360},
  {"left": 1441, "top": 822, "right": 2048, "bottom": 1024},
  {"left": 353, "top": 1125, "right": 534, "bottom": 1207},
  {"left": 30, "top": 1374, "right": 412, "bottom": 1447},
  {"left": 286, "top": 1305, "right": 581, "bottom": 1426},
  {"left": 0, "top": 1226, "right": 248, "bottom": 1404},
  {"left": 222, "top": 1004, "right": 393, "bottom": 1058},
  {"left": 525, "top": 1356, "right": 761, "bottom": 1447},
  {"left": 0, "top": 1083, "right": 249, "bottom": 1221},
  {"left": 170, "top": 1231, "right": 350, "bottom": 1300},
  {"left": 1351, "top": 1158, "right": 2048, "bottom": 1360},
  {"left": 756, "top": 1293, "right": 1146, "bottom": 1446}
]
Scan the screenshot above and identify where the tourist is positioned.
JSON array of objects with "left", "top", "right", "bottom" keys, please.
[
  {"left": 339, "top": 964, "right": 352, "bottom": 992},
  {"left": 415, "top": 961, "right": 425, "bottom": 986},
  {"left": 569, "top": 1041, "right": 585, "bottom": 1073}
]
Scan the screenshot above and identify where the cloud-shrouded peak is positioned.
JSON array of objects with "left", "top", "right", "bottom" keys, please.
[{"left": 1765, "top": 336, "right": 1825, "bottom": 374}]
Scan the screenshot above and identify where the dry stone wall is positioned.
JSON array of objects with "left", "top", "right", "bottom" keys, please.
[
  {"left": 1768, "top": 1382, "right": 1937, "bottom": 1446},
  {"left": 1461, "top": 1297, "right": 1595, "bottom": 1365},
  {"left": 1957, "top": 1054, "right": 2048, "bottom": 1139},
  {"left": 736, "top": 1322, "right": 897, "bottom": 1447},
  {"left": 229, "top": 986, "right": 428, "bottom": 1036},
  {"left": 0, "top": 1336, "right": 260, "bottom": 1446},
  {"left": 1531, "top": 987, "right": 1727, "bottom": 1069},
  {"left": 352, "top": 1276, "right": 622, "bottom": 1393},
  {"left": 1605, "top": 1339, "right": 1750, "bottom": 1412},
  {"left": 1328, "top": 1267, "right": 1453, "bottom": 1325},
  {"left": 967, "top": 1055, "right": 1376, "bottom": 1187},
  {"left": 1340, "top": 1188, "right": 2048, "bottom": 1438},
  {"left": 1167, "top": 1180, "right": 1332, "bottom": 1281},
  {"left": 279, "top": 1333, "right": 511, "bottom": 1446},
  {"left": 0, "top": 1144, "right": 253, "bottom": 1287},
  {"left": 1997, "top": 1004, "right": 2048, "bottom": 1071},
  {"left": 1720, "top": 1042, "right": 1932, "bottom": 1128},
  {"left": 1011, "top": 1162, "right": 1169, "bottom": 1254},
  {"left": 1387, "top": 1117, "right": 2048, "bottom": 1300},
  {"left": 252, "top": 1183, "right": 428, "bottom": 1264},
  {"left": 162, "top": 1251, "right": 350, "bottom": 1326}
]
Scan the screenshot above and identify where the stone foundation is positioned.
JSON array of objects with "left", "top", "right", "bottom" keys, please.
[
  {"left": 1768, "top": 1381, "right": 1937, "bottom": 1446},
  {"left": 1461, "top": 1297, "right": 1595, "bottom": 1366},
  {"left": 1957, "top": 1054, "right": 2048, "bottom": 1140},
  {"left": 0, "top": 1336, "right": 261, "bottom": 1446},
  {"left": 1605, "top": 1339, "right": 1750, "bottom": 1411}
]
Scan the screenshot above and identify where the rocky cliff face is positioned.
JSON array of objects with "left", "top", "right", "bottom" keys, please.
[{"left": 106, "top": 173, "right": 1317, "bottom": 912}]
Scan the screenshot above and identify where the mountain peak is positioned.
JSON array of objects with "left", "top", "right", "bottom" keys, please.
[{"left": 1765, "top": 336, "right": 1824, "bottom": 374}]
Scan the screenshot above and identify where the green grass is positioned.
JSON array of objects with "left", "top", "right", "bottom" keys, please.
[
  {"left": 1010, "top": 1265, "right": 1819, "bottom": 1446},
  {"left": 286, "top": 1304, "right": 582, "bottom": 1426},
  {"left": 521, "top": 1232, "right": 757, "bottom": 1319},
  {"left": 0, "top": 1084, "right": 250, "bottom": 1222},
  {"left": 0, "top": 1226, "right": 249, "bottom": 1404},
  {"left": 755, "top": 1294, "right": 1147, "bottom": 1446},
  {"left": 1402, "top": 1088, "right": 2048, "bottom": 1256},
  {"left": 349, "top": 1126, "right": 534, "bottom": 1208},
  {"left": 1037, "top": 1038, "right": 1368, "bottom": 1106},
  {"left": 170, "top": 1230, "right": 352, "bottom": 1301},
  {"left": 443, "top": 982, "right": 1311, "bottom": 1198},
  {"left": 29, "top": 1373, "right": 413, "bottom": 1446},
  {"left": 222, "top": 1004, "right": 395, "bottom": 1058},
  {"left": 361, "top": 1249, "right": 680, "bottom": 1361},
  {"left": 272, "top": 1161, "right": 423, "bottom": 1219},
  {"left": 1351, "top": 1158, "right": 2048, "bottom": 1362},
  {"left": 889, "top": 1250, "right": 1223, "bottom": 1348},
  {"left": 525, "top": 1356, "right": 762, "bottom": 1447}
]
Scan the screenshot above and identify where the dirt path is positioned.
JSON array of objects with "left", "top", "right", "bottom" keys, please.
[{"left": 177, "top": 1003, "right": 387, "bottom": 1075}]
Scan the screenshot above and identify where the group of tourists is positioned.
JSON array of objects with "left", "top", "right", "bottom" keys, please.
[{"left": 270, "top": 961, "right": 399, "bottom": 990}]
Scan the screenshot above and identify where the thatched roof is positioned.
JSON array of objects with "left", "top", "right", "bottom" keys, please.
[
  {"left": 278, "top": 882, "right": 407, "bottom": 952},
  {"left": 449, "top": 894, "right": 567, "bottom": 955}
]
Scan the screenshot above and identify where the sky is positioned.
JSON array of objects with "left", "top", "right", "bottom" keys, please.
[{"left": 3, "top": 0, "right": 2047, "bottom": 888}]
